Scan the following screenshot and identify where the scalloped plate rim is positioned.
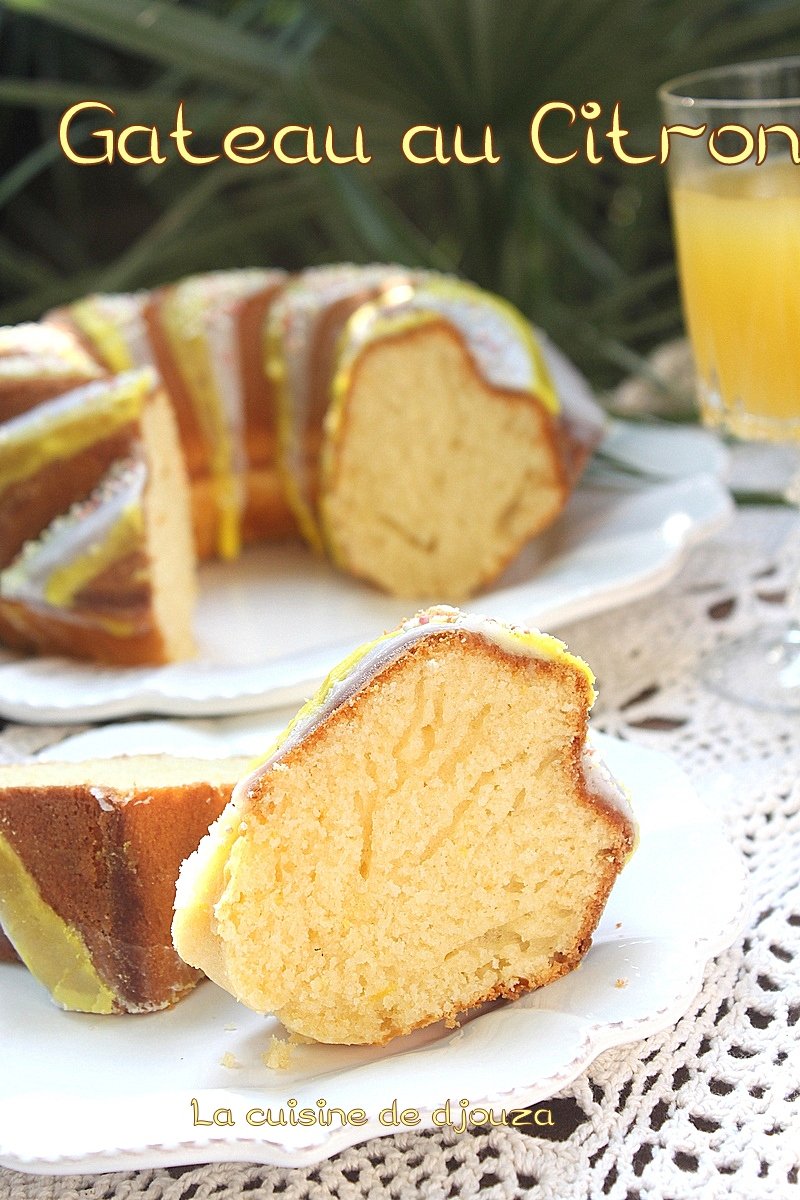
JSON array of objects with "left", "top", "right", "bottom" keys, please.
[
  {"left": 0, "top": 468, "right": 732, "bottom": 725},
  {"left": 0, "top": 735, "right": 750, "bottom": 1175}
]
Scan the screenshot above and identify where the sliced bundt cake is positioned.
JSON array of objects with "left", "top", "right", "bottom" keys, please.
[{"left": 0, "top": 368, "right": 196, "bottom": 664}]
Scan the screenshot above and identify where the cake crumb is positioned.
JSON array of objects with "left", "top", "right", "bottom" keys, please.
[
  {"left": 614, "top": 977, "right": 628, "bottom": 989},
  {"left": 224, "top": 1023, "right": 237, "bottom": 1031},
  {"left": 263, "top": 1035, "right": 294, "bottom": 1070},
  {"left": 615, "top": 922, "right": 622, "bottom": 929},
  {"left": 221, "top": 1051, "right": 240, "bottom": 1068},
  {"left": 263, "top": 1031, "right": 315, "bottom": 1069}
]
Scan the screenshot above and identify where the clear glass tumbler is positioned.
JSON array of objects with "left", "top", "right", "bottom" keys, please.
[{"left": 659, "top": 58, "right": 800, "bottom": 711}]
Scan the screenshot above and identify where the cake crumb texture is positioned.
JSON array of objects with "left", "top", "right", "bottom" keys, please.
[{"left": 175, "top": 625, "right": 634, "bottom": 1044}]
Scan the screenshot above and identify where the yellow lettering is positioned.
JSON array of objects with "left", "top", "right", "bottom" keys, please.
[
  {"left": 325, "top": 124, "right": 372, "bottom": 164},
  {"left": 190, "top": 1097, "right": 213, "bottom": 1127},
  {"left": 453, "top": 124, "right": 501, "bottom": 165},
  {"left": 580, "top": 101, "right": 604, "bottom": 164},
  {"left": 606, "top": 102, "right": 656, "bottom": 164},
  {"left": 246, "top": 1107, "right": 266, "bottom": 1126},
  {"left": 379, "top": 1100, "right": 399, "bottom": 1126},
  {"left": 530, "top": 102, "right": 578, "bottom": 165},
  {"left": 170, "top": 101, "right": 219, "bottom": 165},
  {"left": 59, "top": 101, "right": 115, "bottom": 165},
  {"left": 708, "top": 123, "right": 755, "bottom": 165},
  {"left": 273, "top": 125, "right": 321, "bottom": 165},
  {"left": 756, "top": 122, "right": 800, "bottom": 165},
  {"left": 534, "top": 1107, "right": 554, "bottom": 1127},
  {"left": 223, "top": 125, "right": 269, "bottom": 164},
  {"left": 659, "top": 122, "right": 707, "bottom": 164},
  {"left": 117, "top": 124, "right": 165, "bottom": 166},
  {"left": 402, "top": 124, "right": 451, "bottom": 165},
  {"left": 511, "top": 1108, "right": 532, "bottom": 1127}
]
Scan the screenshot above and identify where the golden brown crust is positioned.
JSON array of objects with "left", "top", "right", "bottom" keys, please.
[
  {"left": 0, "top": 599, "right": 171, "bottom": 666},
  {"left": 142, "top": 291, "right": 208, "bottom": 478},
  {"left": 0, "top": 370, "right": 104, "bottom": 424},
  {"left": 0, "top": 775, "right": 237, "bottom": 1010},
  {"left": 557, "top": 407, "right": 605, "bottom": 487},
  {"left": 235, "top": 283, "right": 287, "bottom": 468},
  {"left": 0, "top": 424, "right": 140, "bottom": 569}
]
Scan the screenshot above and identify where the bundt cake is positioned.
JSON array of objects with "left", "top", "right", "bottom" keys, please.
[
  {"left": 0, "top": 754, "right": 250, "bottom": 1013},
  {"left": 0, "top": 367, "right": 196, "bottom": 665},
  {"left": 0, "top": 322, "right": 102, "bottom": 422},
  {"left": 0, "top": 265, "right": 605, "bottom": 665},
  {"left": 173, "top": 605, "right": 636, "bottom": 1045}
]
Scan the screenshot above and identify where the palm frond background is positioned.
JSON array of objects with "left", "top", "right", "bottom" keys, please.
[{"left": 1, "top": 0, "right": 798, "bottom": 388}]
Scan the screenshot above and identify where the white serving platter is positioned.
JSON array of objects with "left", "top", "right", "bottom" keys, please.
[
  {"left": 0, "top": 418, "right": 731, "bottom": 724},
  {"left": 0, "top": 733, "right": 749, "bottom": 1175}
]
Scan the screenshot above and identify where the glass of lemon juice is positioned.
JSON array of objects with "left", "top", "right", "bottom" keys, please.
[{"left": 660, "top": 59, "right": 800, "bottom": 709}]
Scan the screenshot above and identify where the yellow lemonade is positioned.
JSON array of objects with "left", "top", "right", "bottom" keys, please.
[{"left": 671, "top": 160, "right": 800, "bottom": 440}]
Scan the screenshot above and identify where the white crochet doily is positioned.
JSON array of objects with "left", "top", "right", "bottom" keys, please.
[{"left": 1, "top": 503, "right": 798, "bottom": 1200}]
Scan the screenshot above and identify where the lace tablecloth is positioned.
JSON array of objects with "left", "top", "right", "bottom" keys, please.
[{"left": 1, "top": 504, "right": 798, "bottom": 1200}]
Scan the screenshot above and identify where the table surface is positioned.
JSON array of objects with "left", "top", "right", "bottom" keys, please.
[{"left": 1, "top": 503, "right": 798, "bottom": 1200}]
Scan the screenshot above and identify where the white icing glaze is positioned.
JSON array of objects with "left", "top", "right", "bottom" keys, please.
[
  {"left": 0, "top": 368, "right": 154, "bottom": 448},
  {"left": 343, "top": 280, "right": 540, "bottom": 393},
  {"left": 171, "top": 269, "right": 285, "bottom": 495},
  {"left": 579, "top": 743, "right": 636, "bottom": 828},
  {"left": 0, "top": 457, "right": 147, "bottom": 607},
  {"left": 89, "top": 294, "right": 155, "bottom": 369},
  {"left": 232, "top": 608, "right": 635, "bottom": 829},
  {"left": 204, "top": 306, "right": 248, "bottom": 482},
  {"left": 0, "top": 356, "right": 99, "bottom": 382},
  {"left": 0, "top": 323, "right": 91, "bottom": 361}
]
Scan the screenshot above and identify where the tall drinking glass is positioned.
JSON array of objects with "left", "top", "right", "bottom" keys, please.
[{"left": 659, "top": 58, "right": 800, "bottom": 711}]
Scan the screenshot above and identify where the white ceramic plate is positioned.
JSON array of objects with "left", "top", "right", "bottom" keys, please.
[
  {"left": 0, "top": 733, "right": 749, "bottom": 1176},
  {"left": 0, "top": 418, "right": 731, "bottom": 724}
]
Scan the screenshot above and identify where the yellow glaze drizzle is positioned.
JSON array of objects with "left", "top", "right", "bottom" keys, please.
[
  {"left": 420, "top": 277, "right": 559, "bottom": 414},
  {"left": 44, "top": 503, "right": 144, "bottom": 608},
  {"left": 0, "top": 370, "right": 151, "bottom": 497},
  {"left": 162, "top": 293, "right": 241, "bottom": 560},
  {"left": 0, "top": 830, "right": 117, "bottom": 1013},
  {"left": 70, "top": 298, "right": 134, "bottom": 373}
]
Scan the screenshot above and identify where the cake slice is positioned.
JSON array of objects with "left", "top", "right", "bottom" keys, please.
[
  {"left": 45, "top": 292, "right": 156, "bottom": 374},
  {"left": 0, "top": 323, "right": 104, "bottom": 422},
  {"left": 173, "top": 606, "right": 636, "bottom": 1045},
  {"left": 0, "top": 755, "right": 250, "bottom": 1013},
  {"left": 0, "top": 368, "right": 197, "bottom": 664},
  {"left": 144, "top": 269, "right": 287, "bottom": 558},
  {"left": 318, "top": 278, "right": 576, "bottom": 598}
]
